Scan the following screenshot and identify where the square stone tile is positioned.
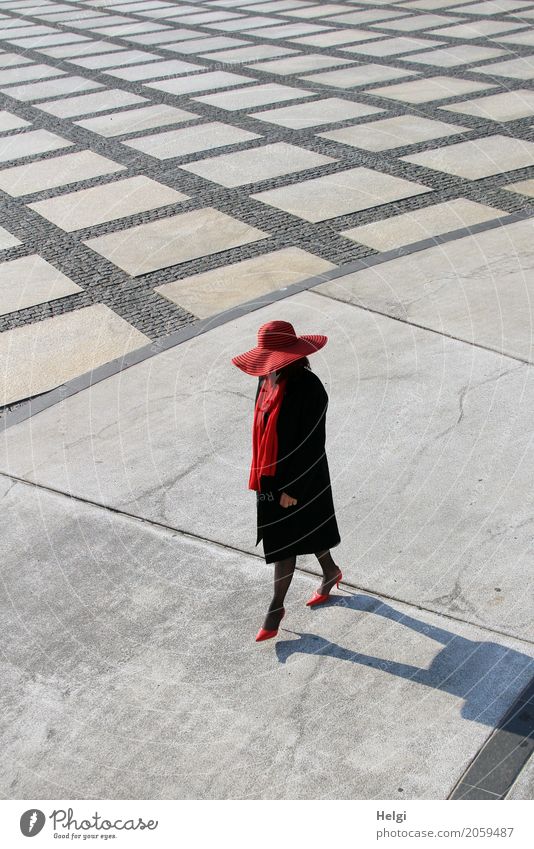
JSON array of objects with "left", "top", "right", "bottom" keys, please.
[
  {"left": 92, "top": 22, "right": 172, "bottom": 36},
  {"left": 193, "top": 82, "right": 315, "bottom": 110},
  {"left": 300, "top": 63, "right": 418, "bottom": 88},
  {"left": 0, "top": 303, "right": 150, "bottom": 406},
  {"left": 122, "top": 121, "right": 261, "bottom": 159},
  {"left": 340, "top": 198, "right": 504, "bottom": 250},
  {"left": 0, "top": 254, "right": 82, "bottom": 317},
  {"left": 144, "top": 70, "right": 256, "bottom": 96},
  {"left": 2, "top": 26, "right": 56, "bottom": 40},
  {"left": 200, "top": 44, "right": 297, "bottom": 63},
  {"left": 0, "top": 226, "right": 21, "bottom": 251},
  {"left": 476, "top": 57, "right": 534, "bottom": 80},
  {"left": 247, "top": 54, "right": 357, "bottom": 75},
  {"left": 180, "top": 141, "right": 337, "bottom": 187},
  {"left": 0, "top": 129, "right": 73, "bottom": 164},
  {"left": 371, "top": 76, "right": 497, "bottom": 103},
  {"left": 203, "top": 16, "right": 291, "bottom": 32},
  {"left": 155, "top": 246, "right": 336, "bottom": 319},
  {"left": 172, "top": 36, "right": 251, "bottom": 54},
  {"left": 83, "top": 207, "right": 269, "bottom": 276},
  {"left": 240, "top": 0, "right": 309, "bottom": 10},
  {"left": 498, "top": 30, "right": 534, "bottom": 47},
  {"left": 244, "top": 23, "right": 335, "bottom": 39},
  {"left": 341, "top": 36, "right": 444, "bottom": 56},
  {"left": 284, "top": 2, "right": 350, "bottom": 16},
  {"left": 28, "top": 175, "right": 188, "bottom": 232},
  {"left": 64, "top": 15, "right": 135, "bottom": 29},
  {"left": 41, "top": 41, "right": 130, "bottom": 58},
  {"left": 75, "top": 104, "right": 199, "bottom": 137},
  {"left": 1, "top": 76, "right": 104, "bottom": 102},
  {"left": 430, "top": 20, "right": 528, "bottom": 37},
  {"left": 105, "top": 58, "right": 203, "bottom": 81},
  {"left": 503, "top": 178, "right": 534, "bottom": 197},
  {"left": 371, "top": 14, "right": 462, "bottom": 31},
  {"left": 0, "top": 149, "right": 126, "bottom": 196},
  {"left": 70, "top": 49, "right": 162, "bottom": 69},
  {"left": 441, "top": 90, "right": 534, "bottom": 122},
  {"left": 401, "top": 0, "right": 479, "bottom": 8},
  {"left": 406, "top": 45, "right": 506, "bottom": 66},
  {"left": 6, "top": 33, "right": 89, "bottom": 49},
  {"left": 289, "top": 29, "right": 384, "bottom": 47},
  {"left": 36, "top": 89, "right": 148, "bottom": 118},
  {"left": 0, "top": 110, "right": 30, "bottom": 131},
  {"left": 168, "top": 10, "right": 244, "bottom": 24},
  {"left": 324, "top": 10, "right": 414, "bottom": 24},
  {"left": 456, "top": 0, "right": 534, "bottom": 13},
  {"left": 402, "top": 134, "right": 534, "bottom": 179},
  {"left": 0, "top": 52, "right": 35, "bottom": 68},
  {"left": 250, "top": 96, "right": 383, "bottom": 128},
  {"left": 319, "top": 114, "right": 467, "bottom": 151},
  {"left": 0, "top": 63, "right": 65, "bottom": 86},
  {"left": 250, "top": 166, "right": 432, "bottom": 222},
  {"left": 127, "top": 28, "right": 207, "bottom": 44}
]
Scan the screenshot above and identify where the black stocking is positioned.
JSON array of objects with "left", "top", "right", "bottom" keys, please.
[
  {"left": 315, "top": 549, "right": 341, "bottom": 593},
  {"left": 263, "top": 555, "right": 296, "bottom": 629}
]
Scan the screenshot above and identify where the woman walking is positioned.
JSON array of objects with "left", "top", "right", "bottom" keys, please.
[{"left": 231, "top": 320, "right": 342, "bottom": 643}]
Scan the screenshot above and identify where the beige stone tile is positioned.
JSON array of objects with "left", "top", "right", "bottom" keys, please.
[
  {"left": 144, "top": 70, "right": 255, "bottom": 96},
  {"left": 0, "top": 63, "right": 65, "bottom": 86},
  {"left": 28, "top": 176, "right": 188, "bottom": 232},
  {"left": 122, "top": 121, "right": 261, "bottom": 160},
  {"left": 341, "top": 198, "right": 504, "bottom": 250},
  {"left": 193, "top": 82, "right": 315, "bottom": 110},
  {"left": 250, "top": 96, "right": 382, "bottom": 128},
  {"left": 0, "top": 110, "right": 30, "bottom": 131},
  {"left": 250, "top": 166, "right": 431, "bottom": 222},
  {"left": 300, "top": 63, "right": 418, "bottom": 87},
  {"left": 155, "top": 246, "right": 336, "bottom": 318},
  {"left": 0, "top": 150, "right": 126, "bottom": 197},
  {"left": 0, "top": 129, "right": 73, "bottom": 164},
  {"left": 371, "top": 13, "right": 462, "bottom": 31},
  {"left": 503, "top": 178, "right": 534, "bottom": 197},
  {"left": 319, "top": 114, "right": 467, "bottom": 151},
  {"left": 406, "top": 45, "right": 506, "bottom": 66},
  {"left": 0, "top": 303, "right": 150, "bottom": 406},
  {"left": 200, "top": 44, "right": 297, "bottom": 63},
  {"left": 105, "top": 58, "right": 203, "bottom": 81},
  {"left": 341, "top": 36, "right": 443, "bottom": 56},
  {"left": 0, "top": 254, "right": 82, "bottom": 317},
  {"left": 402, "top": 135, "right": 534, "bottom": 178},
  {"left": 289, "top": 29, "right": 384, "bottom": 47},
  {"left": 75, "top": 104, "right": 198, "bottom": 137},
  {"left": 476, "top": 56, "right": 534, "bottom": 80},
  {"left": 441, "top": 90, "right": 534, "bottom": 122},
  {"left": 0, "top": 226, "right": 21, "bottom": 250},
  {"left": 180, "top": 141, "right": 336, "bottom": 187},
  {"left": 247, "top": 54, "right": 356, "bottom": 75},
  {"left": 1, "top": 75, "right": 104, "bottom": 102},
  {"left": 36, "top": 89, "right": 147, "bottom": 118},
  {"left": 371, "top": 76, "right": 497, "bottom": 103},
  {"left": 83, "top": 207, "right": 269, "bottom": 276},
  {"left": 430, "top": 19, "right": 527, "bottom": 37}
]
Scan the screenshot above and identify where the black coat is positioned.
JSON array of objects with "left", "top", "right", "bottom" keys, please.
[{"left": 254, "top": 366, "right": 341, "bottom": 563}]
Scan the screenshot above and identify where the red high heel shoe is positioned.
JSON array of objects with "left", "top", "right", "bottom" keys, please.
[
  {"left": 306, "top": 571, "right": 343, "bottom": 607},
  {"left": 255, "top": 608, "right": 285, "bottom": 642}
]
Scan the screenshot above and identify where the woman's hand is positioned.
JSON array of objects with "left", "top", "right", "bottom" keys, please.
[{"left": 280, "top": 491, "right": 298, "bottom": 508}]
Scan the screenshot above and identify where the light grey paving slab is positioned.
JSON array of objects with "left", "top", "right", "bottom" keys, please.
[
  {"left": 503, "top": 177, "right": 534, "bottom": 197},
  {"left": 251, "top": 166, "right": 431, "bottom": 222},
  {"left": 155, "top": 246, "right": 336, "bottom": 318},
  {"left": 289, "top": 29, "right": 384, "bottom": 47},
  {"left": 371, "top": 76, "right": 497, "bottom": 103},
  {"left": 341, "top": 198, "right": 504, "bottom": 249},
  {"left": 402, "top": 135, "right": 534, "bottom": 179},
  {"left": 83, "top": 207, "right": 269, "bottom": 276},
  {"left": 92, "top": 21, "right": 172, "bottom": 36},
  {"left": 0, "top": 63, "right": 65, "bottom": 86},
  {"left": 0, "top": 225, "right": 20, "bottom": 250},
  {"left": 406, "top": 45, "right": 506, "bottom": 66},
  {"left": 300, "top": 64, "right": 419, "bottom": 88},
  {"left": 144, "top": 70, "right": 256, "bottom": 96},
  {"left": 70, "top": 49, "right": 162, "bottom": 69},
  {"left": 498, "top": 30, "right": 534, "bottom": 46},
  {"left": 200, "top": 44, "right": 297, "bottom": 62},
  {"left": 283, "top": 2, "right": 350, "bottom": 16},
  {"left": 457, "top": 0, "right": 534, "bottom": 13},
  {"left": 1, "top": 26, "right": 56, "bottom": 40},
  {"left": 0, "top": 254, "right": 82, "bottom": 316},
  {"left": 0, "top": 149, "right": 126, "bottom": 196},
  {"left": 1, "top": 76, "right": 104, "bottom": 102},
  {"left": 319, "top": 114, "right": 467, "bottom": 152},
  {"left": 172, "top": 36, "right": 251, "bottom": 54},
  {"left": 371, "top": 13, "right": 463, "bottom": 31},
  {"left": 441, "top": 90, "right": 534, "bottom": 122},
  {"left": 507, "top": 755, "right": 534, "bottom": 799},
  {"left": 122, "top": 121, "right": 261, "bottom": 160},
  {"left": 250, "top": 96, "right": 383, "bottom": 129},
  {"left": 247, "top": 54, "right": 356, "bottom": 75},
  {"left": 0, "top": 303, "right": 149, "bottom": 405},
  {"left": 2, "top": 286, "right": 534, "bottom": 648},
  {"left": 104, "top": 58, "right": 203, "bottom": 81},
  {"left": 1, "top": 482, "right": 532, "bottom": 800},
  {"left": 35, "top": 89, "right": 147, "bottom": 118},
  {"left": 180, "top": 141, "right": 337, "bottom": 187},
  {"left": 27, "top": 176, "right": 189, "bottom": 232},
  {"left": 41, "top": 41, "right": 129, "bottom": 58},
  {"left": 341, "top": 36, "right": 444, "bottom": 56},
  {"left": 127, "top": 28, "right": 207, "bottom": 44},
  {"left": 193, "top": 82, "right": 315, "bottom": 111},
  {"left": 64, "top": 15, "right": 136, "bottom": 29},
  {"left": 75, "top": 103, "right": 199, "bottom": 137},
  {"left": 11, "top": 32, "right": 90, "bottom": 48},
  {"left": 476, "top": 57, "right": 534, "bottom": 80},
  {"left": 203, "top": 16, "right": 290, "bottom": 32},
  {"left": 324, "top": 10, "right": 413, "bottom": 24},
  {"left": 0, "top": 110, "right": 30, "bottom": 131},
  {"left": 0, "top": 128, "right": 73, "bottom": 164},
  {"left": 242, "top": 22, "right": 334, "bottom": 38},
  {"left": 169, "top": 10, "right": 245, "bottom": 24},
  {"left": 0, "top": 52, "right": 36, "bottom": 68},
  {"left": 402, "top": 0, "right": 479, "bottom": 8},
  {"left": 430, "top": 19, "right": 529, "bottom": 37}
]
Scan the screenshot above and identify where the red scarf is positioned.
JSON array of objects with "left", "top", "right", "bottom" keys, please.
[{"left": 248, "top": 373, "right": 287, "bottom": 492}]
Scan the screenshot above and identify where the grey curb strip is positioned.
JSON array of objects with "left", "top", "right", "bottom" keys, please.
[{"left": 2, "top": 207, "right": 534, "bottom": 432}]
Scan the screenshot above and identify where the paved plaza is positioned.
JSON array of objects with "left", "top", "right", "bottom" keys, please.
[{"left": 1, "top": 0, "right": 534, "bottom": 801}]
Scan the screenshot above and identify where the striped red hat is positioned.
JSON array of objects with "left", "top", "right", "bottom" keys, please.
[{"left": 231, "top": 320, "right": 328, "bottom": 376}]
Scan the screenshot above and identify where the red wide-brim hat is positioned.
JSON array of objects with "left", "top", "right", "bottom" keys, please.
[{"left": 231, "top": 320, "right": 328, "bottom": 377}]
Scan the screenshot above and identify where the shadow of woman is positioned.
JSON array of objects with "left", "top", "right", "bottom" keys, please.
[{"left": 275, "top": 593, "right": 534, "bottom": 727}]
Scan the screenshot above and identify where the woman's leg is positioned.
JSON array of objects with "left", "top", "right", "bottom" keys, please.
[
  {"left": 262, "top": 554, "right": 297, "bottom": 630},
  {"left": 314, "top": 549, "right": 342, "bottom": 595}
]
